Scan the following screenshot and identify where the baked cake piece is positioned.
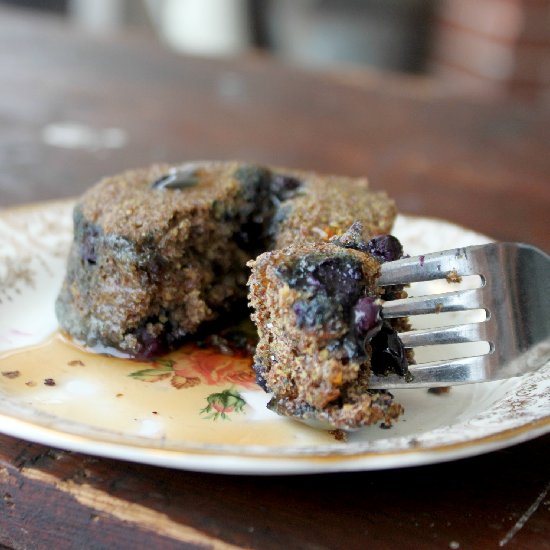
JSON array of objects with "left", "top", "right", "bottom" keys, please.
[
  {"left": 247, "top": 222, "right": 410, "bottom": 430},
  {"left": 56, "top": 162, "right": 396, "bottom": 357}
]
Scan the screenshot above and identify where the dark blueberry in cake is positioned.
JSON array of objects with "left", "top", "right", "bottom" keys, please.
[
  {"left": 233, "top": 222, "right": 257, "bottom": 248},
  {"left": 370, "top": 321, "right": 409, "bottom": 376},
  {"left": 270, "top": 174, "right": 302, "bottom": 201},
  {"left": 308, "top": 257, "right": 363, "bottom": 303},
  {"left": 278, "top": 255, "right": 363, "bottom": 304},
  {"left": 279, "top": 254, "right": 366, "bottom": 332},
  {"left": 367, "top": 235, "right": 403, "bottom": 263},
  {"left": 232, "top": 166, "right": 273, "bottom": 252},
  {"left": 331, "top": 221, "right": 369, "bottom": 252}
]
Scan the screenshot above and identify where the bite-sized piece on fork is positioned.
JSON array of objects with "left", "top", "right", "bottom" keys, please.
[{"left": 371, "top": 243, "right": 550, "bottom": 389}]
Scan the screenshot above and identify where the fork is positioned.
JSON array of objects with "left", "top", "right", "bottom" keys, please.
[{"left": 368, "top": 242, "right": 550, "bottom": 389}]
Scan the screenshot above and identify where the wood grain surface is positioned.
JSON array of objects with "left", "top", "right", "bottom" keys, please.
[
  {"left": 0, "top": 6, "right": 548, "bottom": 550},
  {"left": 1, "top": 7, "right": 549, "bottom": 251},
  {"left": 1, "top": 434, "right": 549, "bottom": 549}
]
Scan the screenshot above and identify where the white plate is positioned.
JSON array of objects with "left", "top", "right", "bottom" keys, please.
[{"left": 0, "top": 200, "right": 548, "bottom": 474}]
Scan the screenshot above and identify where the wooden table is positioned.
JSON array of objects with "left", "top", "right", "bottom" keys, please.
[{"left": 1, "top": 7, "right": 549, "bottom": 549}]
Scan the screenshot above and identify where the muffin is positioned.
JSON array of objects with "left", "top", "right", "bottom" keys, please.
[{"left": 56, "top": 162, "right": 396, "bottom": 357}]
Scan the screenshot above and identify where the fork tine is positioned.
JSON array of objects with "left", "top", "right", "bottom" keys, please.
[
  {"left": 397, "top": 321, "right": 495, "bottom": 348},
  {"left": 378, "top": 246, "right": 483, "bottom": 286},
  {"left": 368, "top": 355, "right": 494, "bottom": 389},
  {"left": 363, "top": 243, "right": 550, "bottom": 390},
  {"left": 382, "top": 288, "right": 487, "bottom": 318}
]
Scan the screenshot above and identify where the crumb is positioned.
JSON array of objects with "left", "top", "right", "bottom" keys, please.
[
  {"left": 68, "top": 360, "right": 85, "bottom": 366},
  {"left": 1, "top": 370, "right": 20, "bottom": 379},
  {"left": 434, "top": 302, "right": 443, "bottom": 314},
  {"left": 152, "top": 411, "right": 158, "bottom": 415},
  {"left": 44, "top": 378, "right": 56, "bottom": 386},
  {"left": 446, "top": 270, "right": 462, "bottom": 283},
  {"left": 116, "top": 393, "right": 123, "bottom": 397},
  {"left": 25, "top": 381, "right": 37, "bottom": 387},
  {"left": 249, "top": 235, "right": 408, "bottom": 430},
  {"left": 329, "top": 429, "right": 347, "bottom": 442},
  {"left": 380, "top": 422, "right": 393, "bottom": 430},
  {"left": 428, "top": 386, "right": 451, "bottom": 395}
]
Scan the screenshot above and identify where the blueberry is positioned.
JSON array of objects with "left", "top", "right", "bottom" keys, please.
[
  {"left": 367, "top": 235, "right": 403, "bottom": 262},
  {"left": 232, "top": 166, "right": 273, "bottom": 251},
  {"left": 278, "top": 254, "right": 364, "bottom": 305},
  {"left": 280, "top": 254, "right": 366, "bottom": 333},
  {"left": 307, "top": 257, "right": 364, "bottom": 303},
  {"left": 370, "top": 322, "right": 409, "bottom": 376},
  {"left": 353, "top": 296, "right": 381, "bottom": 336}
]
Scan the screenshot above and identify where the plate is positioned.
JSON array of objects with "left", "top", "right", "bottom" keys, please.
[{"left": 0, "top": 200, "right": 548, "bottom": 475}]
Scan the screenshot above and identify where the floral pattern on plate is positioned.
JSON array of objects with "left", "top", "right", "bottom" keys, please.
[{"left": 130, "top": 344, "right": 257, "bottom": 390}]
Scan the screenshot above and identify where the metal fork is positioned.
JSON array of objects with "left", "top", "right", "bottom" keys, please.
[{"left": 369, "top": 242, "right": 550, "bottom": 389}]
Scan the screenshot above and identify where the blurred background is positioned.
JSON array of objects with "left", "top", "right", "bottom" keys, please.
[{"left": 2, "top": 0, "right": 549, "bottom": 103}]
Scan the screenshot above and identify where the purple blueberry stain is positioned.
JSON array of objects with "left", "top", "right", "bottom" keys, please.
[
  {"left": 419, "top": 255, "right": 425, "bottom": 267},
  {"left": 292, "top": 300, "right": 306, "bottom": 319}
]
